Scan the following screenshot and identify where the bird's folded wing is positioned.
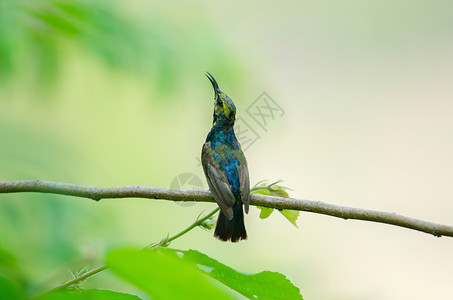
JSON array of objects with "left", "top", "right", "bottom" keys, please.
[{"left": 237, "top": 163, "right": 250, "bottom": 214}]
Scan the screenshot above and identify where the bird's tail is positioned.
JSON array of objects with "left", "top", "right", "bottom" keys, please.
[{"left": 214, "top": 203, "right": 247, "bottom": 242}]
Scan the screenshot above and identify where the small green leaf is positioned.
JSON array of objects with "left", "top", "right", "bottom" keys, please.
[
  {"left": 280, "top": 210, "right": 300, "bottom": 228},
  {"left": 0, "top": 274, "right": 24, "bottom": 300},
  {"left": 257, "top": 206, "right": 274, "bottom": 219},
  {"left": 106, "top": 248, "right": 230, "bottom": 300},
  {"left": 38, "top": 289, "right": 142, "bottom": 300}
]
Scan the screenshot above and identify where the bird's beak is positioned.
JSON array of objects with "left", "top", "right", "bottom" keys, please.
[{"left": 205, "top": 72, "right": 220, "bottom": 97}]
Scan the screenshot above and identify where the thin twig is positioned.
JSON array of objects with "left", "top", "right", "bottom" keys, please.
[
  {"left": 1, "top": 180, "right": 452, "bottom": 237},
  {"left": 167, "top": 207, "right": 219, "bottom": 243},
  {"left": 33, "top": 265, "right": 108, "bottom": 298}
]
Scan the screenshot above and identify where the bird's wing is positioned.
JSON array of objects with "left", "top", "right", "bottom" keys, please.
[
  {"left": 202, "top": 142, "right": 235, "bottom": 220},
  {"left": 237, "top": 151, "right": 250, "bottom": 214}
]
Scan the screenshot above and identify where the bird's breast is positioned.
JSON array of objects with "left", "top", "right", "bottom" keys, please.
[{"left": 213, "top": 145, "right": 241, "bottom": 195}]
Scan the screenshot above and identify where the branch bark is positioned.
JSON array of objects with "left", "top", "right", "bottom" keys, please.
[{"left": 1, "top": 180, "right": 452, "bottom": 238}]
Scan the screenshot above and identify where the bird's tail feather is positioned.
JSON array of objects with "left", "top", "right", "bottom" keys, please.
[{"left": 214, "top": 204, "right": 247, "bottom": 242}]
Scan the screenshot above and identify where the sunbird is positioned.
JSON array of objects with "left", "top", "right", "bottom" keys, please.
[{"left": 201, "top": 72, "right": 250, "bottom": 242}]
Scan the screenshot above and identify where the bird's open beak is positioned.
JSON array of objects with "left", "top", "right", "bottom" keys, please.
[{"left": 206, "top": 72, "right": 220, "bottom": 97}]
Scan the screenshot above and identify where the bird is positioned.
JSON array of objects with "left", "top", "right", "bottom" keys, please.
[{"left": 201, "top": 72, "right": 250, "bottom": 242}]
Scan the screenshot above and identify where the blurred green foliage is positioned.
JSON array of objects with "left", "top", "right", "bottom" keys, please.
[
  {"left": 2, "top": 0, "right": 146, "bottom": 83},
  {"left": 0, "top": 0, "right": 244, "bottom": 297},
  {"left": 0, "top": 274, "right": 25, "bottom": 300},
  {"left": 0, "top": 0, "right": 240, "bottom": 93},
  {"left": 0, "top": 117, "right": 95, "bottom": 291}
]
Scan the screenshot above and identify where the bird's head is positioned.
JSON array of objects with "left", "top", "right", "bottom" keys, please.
[{"left": 206, "top": 72, "right": 236, "bottom": 126}]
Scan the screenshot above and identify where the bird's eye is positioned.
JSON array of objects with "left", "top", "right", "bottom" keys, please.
[{"left": 217, "top": 99, "right": 222, "bottom": 105}]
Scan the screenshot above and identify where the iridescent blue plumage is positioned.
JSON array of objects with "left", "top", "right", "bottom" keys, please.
[{"left": 201, "top": 73, "right": 250, "bottom": 242}]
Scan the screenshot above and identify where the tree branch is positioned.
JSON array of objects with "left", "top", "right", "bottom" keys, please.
[{"left": 1, "top": 180, "right": 452, "bottom": 238}]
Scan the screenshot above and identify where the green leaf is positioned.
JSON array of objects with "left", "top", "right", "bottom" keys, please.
[
  {"left": 38, "top": 289, "right": 142, "bottom": 300},
  {"left": 280, "top": 210, "right": 299, "bottom": 228},
  {"left": 257, "top": 206, "right": 274, "bottom": 219},
  {"left": 0, "top": 274, "right": 24, "bottom": 300},
  {"left": 106, "top": 248, "right": 231, "bottom": 300},
  {"left": 144, "top": 248, "right": 303, "bottom": 300},
  {"left": 252, "top": 183, "right": 276, "bottom": 220}
]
